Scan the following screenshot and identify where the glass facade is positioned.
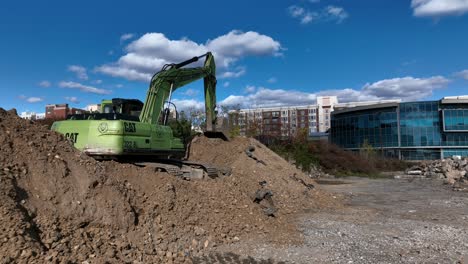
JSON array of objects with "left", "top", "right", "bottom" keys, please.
[
  {"left": 330, "top": 99, "right": 468, "bottom": 160},
  {"left": 443, "top": 149, "right": 468, "bottom": 158},
  {"left": 443, "top": 109, "right": 468, "bottom": 131},
  {"left": 331, "top": 107, "right": 398, "bottom": 149},
  {"left": 400, "top": 101, "right": 441, "bottom": 147}
]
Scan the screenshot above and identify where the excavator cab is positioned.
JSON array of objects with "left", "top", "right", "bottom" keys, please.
[{"left": 101, "top": 98, "right": 143, "bottom": 118}]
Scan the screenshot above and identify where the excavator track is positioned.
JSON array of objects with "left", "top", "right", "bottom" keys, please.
[
  {"left": 182, "top": 161, "right": 223, "bottom": 178},
  {"left": 134, "top": 159, "right": 231, "bottom": 180},
  {"left": 135, "top": 162, "right": 184, "bottom": 178}
]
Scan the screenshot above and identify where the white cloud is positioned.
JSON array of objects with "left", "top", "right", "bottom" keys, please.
[
  {"left": 288, "top": 5, "right": 316, "bottom": 24},
  {"left": 223, "top": 82, "right": 230, "bottom": 87},
  {"left": 301, "top": 12, "right": 315, "bottom": 24},
  {"left": 412, "top": 0, "right": 468, "bottom": 17},
  {"left": 267, "top": 77, "right": 277, "bottom": 83},
  {"left": 207, "top": 30, "right": 282, "bottom": 58},
  {"left": 288, "top": 5, "right": 306, "bottom": 18},
  {"left": 115, "top": 84, "right": 124, "bottom": 88},
  {"left": 455, "top": 69, "right": 468, "bottom": 80},
  {"left": 58, "top": 81, "right": 111, "bottom": 95},
  {"left": 222, "top": 87, "right": 317, "bottom": 108},
  {"left": 65, "top": 96, "right": 80, "bottom": 103},
  {"left": 18, "top": 95, "right": 43, "bottom": 103},
  {"left": 38, "top": 80, "right": 51, "bottom": 87},
  {"left": 68, "top": 65, "right": 88, "bottom": 80},
  {"left": 97, "top": 65, "right": 151, "bottom": 81},
  {"left": 182, "top": 88, "right": 198, "bottom": 97},
  {"left": 93, "top": 79, "right": 103, "bottom": 84},
  {"left": 96, "top": 30, "right": 281, "bottom": 82},
  {"left": 217, "top": 76, "right": 450, "bottom": 108},
  {"left": 171, "top": 99, "right": 205, "bottom": 111},
  {"left": 244, "top": 85, "right": 257, "bottom": 94},
  {"left": 288, "top": 5, "right": 348, "bottom": 24},
  {"left": 120, "top": 33, "right": 134, "bottom": 42},
  {"left": 325, "top": 6, "right": 349, "bottom": 23},
  {"left": 220, "top": 67, "right": 246, "bottom": 79},
  {"left": 402, "top": 59, "right": 417, "bottom": 66},
  {"left": 318, "top": 88, "right": 382, "bottom": 102},
  {"left": 361, "top": 76, "right": 449, "bottom": 101},
  {"left": 26, "top": 97, "right": 43, "bottom": 103}
]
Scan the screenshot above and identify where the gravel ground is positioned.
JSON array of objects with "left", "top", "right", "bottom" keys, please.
[{"left": 211, "top": 177, "right": 468, "bottom": 263}]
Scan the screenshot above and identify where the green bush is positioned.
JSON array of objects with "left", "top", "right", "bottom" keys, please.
[{"left": 268, "top": 135, "right": 409, "bottom": 177}]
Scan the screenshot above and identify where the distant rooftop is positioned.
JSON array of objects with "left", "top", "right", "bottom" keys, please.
[{"left": 335, "top": 99, "right": 401, "bottom": 109}]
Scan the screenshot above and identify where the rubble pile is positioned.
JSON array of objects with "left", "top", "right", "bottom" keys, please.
[
  {"left": 406, "top": 156, "right": 468, "bottom": 190},
  {"left": 0, "top": 108, "right": 338, "bottom": 263}
]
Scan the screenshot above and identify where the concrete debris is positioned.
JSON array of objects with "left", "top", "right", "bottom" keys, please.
[
  {"left": 404, "top": 156, "right": 468, "bottom": 191},
  {"left": 245, "top": 145, "right": 266, "bottom": 165},
  {"left": 253, "top": 182, "right": 277, "bottom": 217}
]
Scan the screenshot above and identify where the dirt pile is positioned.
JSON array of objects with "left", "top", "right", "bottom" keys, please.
[
  {"left": 406, "top": 157, "right": 468, "bottom": 191},
  {"left": 0, "top": 108, "right": 337, "bottom": 263}
]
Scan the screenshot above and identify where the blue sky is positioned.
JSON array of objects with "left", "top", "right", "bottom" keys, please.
[{"left": 1, "top": 0, "right": 468, "bottom": 114}]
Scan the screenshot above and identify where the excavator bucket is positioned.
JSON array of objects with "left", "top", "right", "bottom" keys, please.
[
  {"left": 204, "top": 112, "right": 229, "bottom": 141},
  {"left": 203, "top": 131, "right": 229, "bottom": 141}
]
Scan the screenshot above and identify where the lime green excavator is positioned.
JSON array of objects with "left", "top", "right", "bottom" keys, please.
[{"left": 51, "top": 52, "right": 229, "bottom": 178}]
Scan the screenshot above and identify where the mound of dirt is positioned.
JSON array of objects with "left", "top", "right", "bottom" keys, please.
[{"left": 0, "top": 108, "right": 338, "bottom": 263}]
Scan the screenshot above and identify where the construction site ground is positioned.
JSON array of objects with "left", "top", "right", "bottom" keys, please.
[
  {"left": 216, "top": 177, "right": 468, "bottom": 263},
  {"left": 2, "top": 107, "right": 468, "bottom": 263},
  {"left": 0, "top": 108, "right": 338, "bottom": 263}
]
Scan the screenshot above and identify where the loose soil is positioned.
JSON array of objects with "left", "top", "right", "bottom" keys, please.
[
  {"left": 0, "top": 108, "right": 338, "bottom": 263},
  {"left": 216, "top": 177, "right": 468, "bottom": 263}
]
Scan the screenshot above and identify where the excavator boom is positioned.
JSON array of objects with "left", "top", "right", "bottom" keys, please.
[{"left": 139, "top": 52, "right": 219, "bottom": 137}]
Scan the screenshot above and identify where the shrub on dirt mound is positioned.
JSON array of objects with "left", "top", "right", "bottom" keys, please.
[{"left": 0, "top": 108, "right": 337, "bottom": 263}]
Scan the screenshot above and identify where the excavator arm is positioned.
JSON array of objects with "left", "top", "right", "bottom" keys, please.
[{"left": 139, "top": 52, "right": 217, "bottom": 133}]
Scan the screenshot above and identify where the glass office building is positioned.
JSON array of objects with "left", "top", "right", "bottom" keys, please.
[{"left": 330, "top": 96, "right": 468, "bottom": 160}]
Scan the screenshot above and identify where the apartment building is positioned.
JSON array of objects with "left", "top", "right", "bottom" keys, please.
[
  {"left": 45, "top": 104, "right": 87, "bottom": 120},
  {"left": 229, "top": 96, "right": 338, "bottom": 138}
]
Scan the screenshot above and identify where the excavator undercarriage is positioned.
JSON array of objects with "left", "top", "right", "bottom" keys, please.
[{"left": 135, "top": 159, "right": 232, "bottom": 180}]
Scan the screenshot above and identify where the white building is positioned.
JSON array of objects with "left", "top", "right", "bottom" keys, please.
[
  {"left": 316, "top": 96, "right": 339, "bottom": 133},
  {"left": 20, "top": 112, "right": 45, "bottom": 120},
  {"left": 86, "top": 104, "right": 100, "bottom": 112}
]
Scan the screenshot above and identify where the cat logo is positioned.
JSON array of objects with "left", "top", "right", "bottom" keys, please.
[
  {"left": 124, "top": 122, "right": 136, "bottom": 133},
  {"left": 98, "top": 122, "right": 108, "bottom": 133},
  {"left": 65, "top": 133, "right": 79, "bottom": 144}
]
